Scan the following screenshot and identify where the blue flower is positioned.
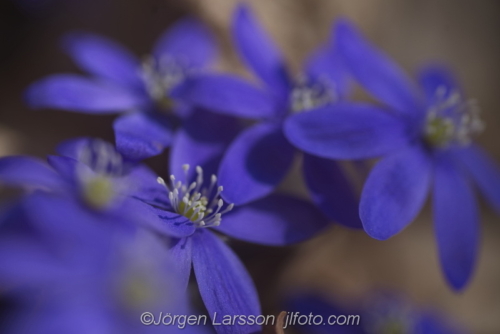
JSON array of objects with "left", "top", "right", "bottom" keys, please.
[
  {"left": 284, "top": 19, "right": 500, "bottom": 291},
  {"left": 171, "top": 4, "right": 361, "bottom": 229},
  {"left": 25, "top": 18, "right": 217, "bottom": 161}
]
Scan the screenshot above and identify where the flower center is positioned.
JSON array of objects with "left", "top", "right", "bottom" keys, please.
[
  {"left": 289, "top": 75, "right": 337, "bottom": 113},
  {"left": 424, "top": 86, "right": 484, "bottom": 148},
  {"left": 82, "top": 176, "right": 114, "bottom": 209},
  {"left": 157, "top": 165, "right": 234, "bottom": 228},
  {"left": 140, "top": 55, "right": 190, "bottom": 109}
]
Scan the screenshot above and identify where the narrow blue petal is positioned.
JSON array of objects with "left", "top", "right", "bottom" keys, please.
[
  {"left": 153, "top": 18, "right": 217, "bottom": 68},
  {"left": 0, "top": 156, "right": 65, "bottom": 190},
  {"left": 170, "top": 109, "right": 242, "bottom": 181},
  {"left": 113, "top": 112, "right": 173, "bottom": 161},
  {"left": 303, "top": 154, "right": 362, "bottom": 228},
  {"left": 232, "top": 4, "right": 291, "bottom": 98},
  {"left": 216, "top": 194, "right": 329, "bottom": 245},
  {"left": 433, "top": 152, "right": 479, "bottom": 291},
  {"left": 360, "top": 145, "right": 432, "bottom": 240},
  {"left": 62, "top": 32, "right": 143, "bottom": 89},
  {"left": 140, "top": 207, "right": 195, "bottom": 239},
  {"left": 25, "top": 74, "right": 147, "bottom": 113},
  {"left": 418, "top": 64, "right": 462, "bottom": 104},
  {"left": 169, "top": 237, "right": 192, "bottom": 291},
  {"left": 170, "top": 74, "right": 278, "bottom": 119},
  {"left": 284, "top": 103, "right": 410, "bottom": 160},
  {"left": 218, "top": 123, "right": 295, "bottom": 205},
  {"left": 335, "top": 19, "right": 422, "bottom": 116},
  {"left": 451, "top": 145, "right": 500, "bottom": 214},
  {"left": 192, "top": 230, "right": 261, "bottom": 334}
]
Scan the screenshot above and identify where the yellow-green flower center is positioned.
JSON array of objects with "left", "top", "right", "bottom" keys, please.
[{"left": 82, "top": 176, "right": 114, "bottom": 209}]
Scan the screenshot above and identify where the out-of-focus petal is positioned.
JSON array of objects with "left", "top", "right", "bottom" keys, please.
[
  {"left": 0, "top": 156, "right": 65, "bottom": 190},
  {"left": 169, "top": 237, "right": 192, "bottom": 290},
  {"left": 113, "top": 112, "right": 173, "bottom": 161},
  {"left": 360, "top": 145, "right": 432, "bottom": 240},
  {"left": 433, "top": 152, "right": 479, "bottom": 291},
  {"left": 451, "top": 145, "right": 500, "bottom": 214},
  {"left": 232, "top": 4, "right": 291, "bottom": 98},
  {"left": 25, "top": 75, "right": 146, "bottom": 113},
  {"left": 153, "top": 18, "right": 217, "bottom": 68},
  {"left": 284, "top": 104, "right": 410, "bottom": 160},
  {"left": 125, "top": 165, "right": 169, "bottom": 207},
  {"left": 171, "top": 74, "right": 278, "bottom": 120},
  {"left": 170, "top": 109, "right": 242, "bottom": 180},
  {"left": 335, "top": 19, "right": 422, "bottom": 116},
  {"left": 303, "top": 154, "right": 362, "bottom": 228},
  {"left": 218, "top": 123, "right": 295, "bottom": 205},
  {"left": 62, "top": 32, "right": 143, "bottom": 89},
  {"left": 217, "top": 194, "right": 329, "bottom": 245},
  {"left": 141, "top": 207, "right": 195, "bottom": 239},
  {"left": 192, "top": 230, "right": 261, "bottom": 334},
  {"left": 418, "top": 64, "right": 462, "bottom": 104}
]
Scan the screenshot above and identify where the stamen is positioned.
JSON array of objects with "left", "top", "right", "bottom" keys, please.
[{"left": 157, "top": 166, "right": 234, "bottom": 228}]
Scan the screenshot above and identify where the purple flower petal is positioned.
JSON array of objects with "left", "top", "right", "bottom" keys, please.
[
  {"left": 0, "top": 156, "right": 65, "bottom": 190},
  {"left": 284, "top": 104, "right": 410, "bottom": 160},
  {"left": 153, "top": 18, "right": 217, "bottom": 68},
  {"left": 303, "top": 154, "right": 362, "bottom": 228},
  {"left": 171, "top": 74, "right": 278, "bottom": 119},
  {"left": 46, "top": 155, "right": 80, "bottom": 185},
  {"left": 451, "top": 145, "right": 500, "bottom": 214},
  {"left": 25, "top": 74, "right": 147, "bottom": 113},
  {"left": 125, "top": 165, "right": 169, "bottom": 207},
  {"left": 62, "top": 32, "right": 143, "bottom": 90},
  {"left": 232, "top": 4, "right": 291, "bottom": 98},
  {"left": 113, "top": 112, "right": 173, "bottom": 161},
  {"left": 433, "top": 152, "right": 479, "bottom": 291},
  {"left": 192, "top": 230, "right": 261, "bottom": 334},
  {"left": 169, "top": 237, "right": 192, "bottom": 290},
  {"left": 218, "top": 123, "right": 295, "bottom": 205},
  {"left": 56, "top": 137, "right": 93, "bottom": 159},
  {"left": 335, "top": 19, "right": 422, "bottom": 116},
  {"left": 217, "top": 194, "right": 329, "bottom": 246},
  {"left": 140, "top": 207, "right": 195, "bottom": 239},
  {"left": 360, "top": 145, "right": 432, "bottom": 240},
  {"left": 170, "top": 109, "right": 242, "bottom": 180},
  {"left": 418, "top": 64, "right": 462, "bottom": 104}
]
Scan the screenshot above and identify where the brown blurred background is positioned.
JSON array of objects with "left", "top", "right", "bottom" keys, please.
[{"left": 1, "top": 0, "right": 499, "bottom": 333}]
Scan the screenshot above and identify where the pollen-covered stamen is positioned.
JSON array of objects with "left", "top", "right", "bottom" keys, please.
[
  {"left": 157, "top": 165, "right": 234, "bottom": 228},
  {"left": 289, "top": 75, "right": 337, "bottom": 113},
  {"left": 425, "top": 86, "right": 484, "bottom": 148},
  {"left": 140, "top": 55, "right": 190, "bottom": 108}
]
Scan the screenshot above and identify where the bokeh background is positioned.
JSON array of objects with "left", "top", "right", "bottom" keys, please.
[{"left": 1, "top": 0, "right": 499, "bottom": 333}]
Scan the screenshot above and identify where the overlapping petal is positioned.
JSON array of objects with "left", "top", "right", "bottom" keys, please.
[
  {"left": 0, "top": 156, "right": 65, "bottom": 190},
  {"left": 169, "top": 237, "right": 192, "bottom": 290},
  {"left": 360, "top": 145, "right": 432, "bottom": 240},
  {"left": 218, "top": 123, "right": 295, "bottom": 205}
]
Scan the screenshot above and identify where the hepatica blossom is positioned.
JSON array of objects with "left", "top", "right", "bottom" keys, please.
[
  {"left": 172, "top": 4, "right": 361, "bottom": 228},
  {"left": 285, "top": 19, "right": 500, "bottom": 290},
  {"left": 25, "top": 18, "right": 217, "bottom": 161}
]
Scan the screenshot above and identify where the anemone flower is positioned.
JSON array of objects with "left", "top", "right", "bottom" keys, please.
[
  {"left": 284, "top": 19, "right": 500, "bottom": 291},
  {"left": 25, "top": 18, "right": 219, "bottom": 161},
  {"left": 170, "top": 4, "right": 361, "bottom": 228}
]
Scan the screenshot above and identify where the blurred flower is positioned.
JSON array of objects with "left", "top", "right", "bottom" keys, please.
[
  {"left": 286, "top": 292, "right": 465, "bottom": 334},
  {"left": 25, "top": 18, "right": 217, "bottom": 161},
  {"left": 171, "top": 4, "right": 361, "bottom": 229},
  {"left": 284, "top": 19, "right": 500, "bottom": 290}
]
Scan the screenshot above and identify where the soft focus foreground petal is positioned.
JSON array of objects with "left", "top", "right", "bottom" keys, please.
[
  {"left": 171, "top": 74, "right": 278, "bottom": 119},
  {"left": 360, "top": 145, "right": 432, "bottom": 240},
  {"left": 218, "top": 123, "right": 295, "bottom": 205},
  {"left": 335, "top": 19, "right": 422, "bottom": 116},
  {"left": 451, "top": 145, "right": 500, "bottom": 214},
  {"left": 232, "top": 4, "right": 291, "bottom": 98},
  {"left": 284, "top": 104, "right": 410, "bottom": 160},
  {"left": 303, "top": 154, "right": 362, "bottom": 228},
  {"left": 217, "top": 194, "right": 329, "bottom": 245},
  {"left": 56, "top": 137, "right": 92, "bottom": 159},
  {"left": 113, "top": 112, "right": 173, "bottom": 161},
  {"left": 170, "top": 109, "right": 242, "bottom": 180},
  {"left": 0, "top": 156, "right": 65, "bottom": 190},
  {"left": 418, "top": 64, "right": 462, "bottom": 104},
  {"left": 62, "top": 32, "right": 142, "bottom": 89},
  {"left": 192, "top": 230, "right": 261, "bottom": 334},
  {"left": 169, "top": 237, "right": 192, "bottom": 290},
  {"left": 25, "top": 75, "right": 146, "bottom": 113},
  {"left": 153, "top": 18, "right": 217, "bottom": 68},
  {"left": 433, "top": 152, "right": 479, "bottom": 291},
  {"left": 125, "top": 165, "right": 169, "bottom": 206}
]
